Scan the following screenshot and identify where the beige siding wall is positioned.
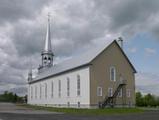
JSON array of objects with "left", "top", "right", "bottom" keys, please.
[{"left": 90, "top": 42, "right": 136, "bottom": 107}]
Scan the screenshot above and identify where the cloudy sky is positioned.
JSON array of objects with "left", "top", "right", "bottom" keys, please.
[{"left": 0, "top": 0, "right": 159, "bottom": 96}]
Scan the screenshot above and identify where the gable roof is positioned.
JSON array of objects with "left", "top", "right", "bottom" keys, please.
[
  {"left": 30, "top": 40, "right": 136, "bottom": 83},
  {"left": 114, "top": 41, "right": 137, "bottom": 74}
]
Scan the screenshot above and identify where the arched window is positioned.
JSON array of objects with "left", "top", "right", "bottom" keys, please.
[
  {"left": 31, "top": 86, "right": 33, "bottom": 99},
  {"left": 67, "top": 77, "right": 70, "bottom": 97},
  {"left": 97, "top": 87, "right": 102, "bottom": 96},
  {"left": 77, "top": 101, "right": 80, "bottom": 108},
  {"left": 35, "top": 85, "right": 37, "bottom": 99},
  {"left": 110, "top": 66, "right": 116, "bottom": 81},
  {"left": 67, "top": 102, "right": 70, "bottom": 107},
  {"left": 44, "top": 57, "right": 47, "bottom": 60},
  {"left": 118, "top": 88, "right": 122, "bottom": 97},
  {"left": 45, "top": 83, "right": 47, "bottom": 98},
  {"left": 77, "top": 75, "right": 80, "bottom": 96},
  {"left": 44, "top": 57, "right": 47, "bottom": 64},
  {"left": 40, "top": 84, "right": 42, "bottom": 99},
  {"left": 58, "top": 80, "right": 61, "bottom": 97},
  {"left": 108, "top": 87, "right": 113, "bottom": 97},
  {"left": 48, "top": 57, "right": 51, "bottom": 63},
  {"left": 51, "top": 81, "right": 54, "bottom": 98}
]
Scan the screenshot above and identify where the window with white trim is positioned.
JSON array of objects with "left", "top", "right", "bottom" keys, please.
[
  {"left": 40, "top": 84, "right": 42, "bottom": 99},
  {"left": 97, "top": 87, "right": 102, "bottom": 96},
  {"left": 77, "top": 102, "right": 80, "bottom": 108},
  {"left": 110, "top": 66, "right": 116, "bottom": 81},
  {"left": 51, "top": 81, "right": 54, "bottom": 98},
  {"left": 118, "top": 88, "right": 122, "bottom": 97},
  {"left": 35, "top": 85, "right": 37, "bottom": 99},
  {"left": 127, "top": 89, "right": 131, "bottom": 97},
  {"left": 31, "top": 86, "right": 33, "bottom": 99},
  {"left": 67, "top": 77, "right": 70, "bottom": 97},
  {"left": 108, "top": 88, "right": 113, "bottom": 97},
  {"left": 45, "top": 83, "right": 47, "bottom": 98},
  {"left": 28, "top": 86, "right": 30, "bottom": 100},
  {"left": 67, "top": 102, "right": 70, "bottom": 107},
  {"left": 77, "top": 75, "right": 80, "bottom": 96},
  {"left": 58, "top": 80, "right": 61, "bottom": 97}
]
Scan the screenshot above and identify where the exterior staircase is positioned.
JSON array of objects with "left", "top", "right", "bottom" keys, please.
[{"left": 99, "top": 80, "right": 126, "bottom": 108}]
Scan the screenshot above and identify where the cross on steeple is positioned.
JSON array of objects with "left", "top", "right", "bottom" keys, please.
[{"left": 118, "top": 37, "right": 123, "bottom": 49}]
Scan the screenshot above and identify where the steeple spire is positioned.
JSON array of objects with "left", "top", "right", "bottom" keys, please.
[
  {"left": 39, "top": 13, "right": 54, "bottom": 72},
  {"left": 44, "top": 13, "right": 52, "bottom": 52}
]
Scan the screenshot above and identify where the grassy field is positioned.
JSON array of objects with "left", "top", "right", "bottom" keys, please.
[{"left": 17, "top": 104, "right": 144, "bottom": 115}]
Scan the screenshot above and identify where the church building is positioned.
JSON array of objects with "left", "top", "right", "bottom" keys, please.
[{"left": 27, "top": 15, "right": 136, "bottom": 108}]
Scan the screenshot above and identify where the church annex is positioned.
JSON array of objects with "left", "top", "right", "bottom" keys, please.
[{"left": 27, "top": 15, "right": 136, "bottom": 108}]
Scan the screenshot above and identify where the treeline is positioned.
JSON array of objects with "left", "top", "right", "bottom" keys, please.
[
  {"left": 0, "top": 91, "right": 26, "bottom": 103},
  {"left": 136, "top": 92, "right": 159, "bottom": 107}
]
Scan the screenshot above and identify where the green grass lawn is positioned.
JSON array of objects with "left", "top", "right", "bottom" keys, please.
[{"left": 17, "top": 104, "right": 144, "bottom": 115}]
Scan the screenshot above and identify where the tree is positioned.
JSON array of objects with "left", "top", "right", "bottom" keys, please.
[
  {"left": 136, "top": 92, "right": 144, "bottom": 106},
  {"left": 0, "top": 91, "right": 23, "bottom": 103},
  {"left": 136, "top": 92, "right": 159, "bottom": 107},
  {"left": 144, "top": 94, "right": 156, "bottom": 107}
]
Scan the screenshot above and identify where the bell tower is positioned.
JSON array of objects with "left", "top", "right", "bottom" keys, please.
[
  {"left": 28, "top": 59, "right": 32, "bottom": 82},
  {"left": 39, "top": 13, "right": 54, "bottom": 72},
  {"left": 28, "top": 68, "right": 32, "bottom": 82}
]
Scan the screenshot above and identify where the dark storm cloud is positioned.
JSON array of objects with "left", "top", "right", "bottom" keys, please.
[
  {"left": 0, "top": 65, "right": 27, "bottom": 85},
  {"left": 12, "top": 23, "right": 45, "bottom": 56},
  {"left": 0, "top": 0, "right": 52, "bottom": 94},
  {"left": 47, "top": 0, "right": 109, "bottom": 56},
  {"left": 12, "top": 0, "right": 159, "bottom": 57},
  {"left": 109, "top": 0, "right": 159, "bottom": 29},
  {"left": 2, "top": 0, "right": 159, "bottom": 57},
  {"left": 11, "top": 0, "right": 109, "bottom": 57},
  {"left": 0, "top": 0, "right": 51, "bottom": 24},
  {"left": 1, "top": 0, "right": 159, "bottom": 95}
]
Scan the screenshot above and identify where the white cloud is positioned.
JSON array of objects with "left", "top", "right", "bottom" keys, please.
[
  {"left": 136, "top": 72, "right": 159, "bottom": 95},
  {"left": 136, "top": 72, "right": 159, "bottom": 86},
  {"left": 136, "top": 84, "right": 159, "bottom": 96},
  {"left": 128, "top": 47, "right": 137, "bottom": 53},
  {"left": 145, "top": 48, "right": 156, "bottom": 56}
]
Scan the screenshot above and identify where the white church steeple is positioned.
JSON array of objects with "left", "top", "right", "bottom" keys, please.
[
  {"left": 39, "top": 13, "right": 54, "bottom": 72},
  {"left": 44, "top": 13, "right": 52, "bottom": 53},
  {"left": 28, "top": 58, "right": 32, "bottom": 82},
  {"left": 28, "top": 67, "right": 32, "bottom": 82}
]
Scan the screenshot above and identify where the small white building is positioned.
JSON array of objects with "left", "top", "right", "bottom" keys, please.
[{"left": 27, "top": 16, "right": 136, "bottom": 108}]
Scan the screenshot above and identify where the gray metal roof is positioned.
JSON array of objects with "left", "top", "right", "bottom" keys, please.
[{"left": 31, "top": 40, "right": 114, "bottom": 82}]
